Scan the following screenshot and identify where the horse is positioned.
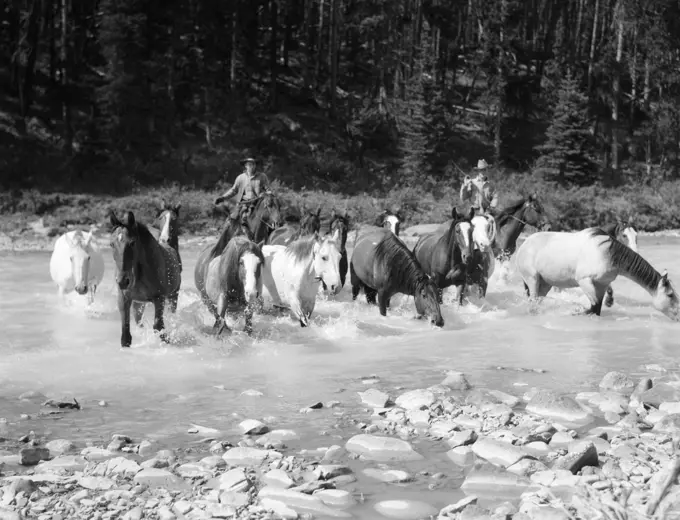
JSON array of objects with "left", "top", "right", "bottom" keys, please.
[
  {"left": 599, "top": 222, "right": 639, "bottom": 308},
  {"left": 222, "top": 192, "right": 283, "bottom": 244},
  {"left": 108, "top": 210, "right": 183, "bottom": 348},
  {"left": 375, "top": 209, "right": 403, "bottom": 236},
  {"left": 49, "top": 229, "right": 105, "bottom": 304},
  {"left": 464, "top": 214, "right": 498, "bottom": 299},
  {"left": 266, "top": 205, "right": 322, "bottom": 246},
  {"left": 492, "top": 195, "right": 552, "bottom": 260},
  {"left": 261, "top": 233, "right": 343, "bottom": 326},
  {"left": 350, "top": 227, "right": 444, "bottom": 326},
  {"left": 413, "top": 208, "right": 474, "bottom": 305},
  {"left": 198, "top": 235, "right": 265, "bottom": 335},
  {"left": 515, "top": 228, "right": 680, "bottom": 320},
  {"left": 322, "top": 209, "right": 351, "bottom": 291},
  {"left": 145, "top": 201, "right": 182, "bottom": 312}
]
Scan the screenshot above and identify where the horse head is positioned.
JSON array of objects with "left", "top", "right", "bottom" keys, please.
[
  {"left": 378, "top": 209, "right": 402, "bottom": 236},
  {"left": 108, "top": 210, "right": 141, "bottom": 291},
  {"left": 453, "top": 208, "right": 474, "bottom": 264},
  {"left": 522, "top": 194, "right": 551, "bottom": 231},
  {"left": 300, "top": 206, "right": 322, "bottom": 236},
  {"left": 312, "top": 233, "right": 342, "bottom": 295},
  {"left": 251, "top": 192, "right": 283, "bottom": 235},
  {"left": 653, "top": 270, "right": 680, "bottom": 321},
  {"left": 65, "top": 230, "right": 94, "bottom": 295},
  {"left": 623, "top": 226, "right": 638, "bottom": 252},
  {"left": 155, "top": 200, "right": 181, "bottom": 245},
  {"left": 238, "top": 240, "right": 265, "bottom": 306},
  {"left": 329, "top": 209, "right": 350, "bottom": 251},
  {"left": 415, "top": 276, "right": 444, "bottom": 328},
  {"left": 471, "top": 213, "right": 496, "bottom": 253}
]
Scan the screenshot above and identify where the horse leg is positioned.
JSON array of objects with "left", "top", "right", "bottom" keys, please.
[
  {"left": 604, "top": 285, "right": 615, "bottom": 307},
  {"left": 118, "top": 292, "right": 132, "bottom": 348},
  {"left": 437, "top": 288, "right": 444, "bottom": 305},
  {"left": 339, "top": 251, "right": 348, "bottom": 288},
  {"left": 577, "top": 279, "right": 607, "bottom": 316},
  {"left": 350, "top": 262, "right": 362, "bottom": 301},
  {"left": 168, "top": 290, "right": 179, "bottom": 314},
  {"left": 377, "top": 291, "right": 388, "bottom": 317},
  {"left": 89, "top": 285, "right": 97, "bottom": 305},
  {"left": 244, "top": 304, "right": 255, "bottom": 335},
  {"left": 132, "top": 302, "right": 145, "bottom": 326},
  {"left": 215, "top": 293, "right": 232, "bottom": 336},
  {"left": 152, "top": 297, "right": 168, "bottom": 342},
  {"left": 365, "top": 286, "right": 378, "bottom": 305}
]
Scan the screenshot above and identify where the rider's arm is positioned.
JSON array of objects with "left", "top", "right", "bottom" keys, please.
[{"left": 218, "top": 175, "right": 243, "bottom": 201}]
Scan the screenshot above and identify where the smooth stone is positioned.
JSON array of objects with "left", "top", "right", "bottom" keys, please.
[
  {"left": 471, "top": 436, "right": 529, "bottom": 468},
  {"left": 405, "top": 409, "right": 430, "bottom": 426},
  {"left": 345, "top": 434, "right": 423, "bottom": 462},
  {"left": 322, "top": 445, "right": 346, "bottom": 461},
  {"left": 239, "top": 419, "right": 270, "bottom": 435},
  {"left": 442, "top": 371, "right": 471, "bottom": 390},
  {"left": 523, "top": 442, "right": 551, "bottom": 457},
  {"left": 488, "top": 390, "right": 521, "bottom": 408},
  {"left": 447, "top": 446, "right": 476, "bottom": 466},
  {"left": 258, "top": 487, "right": 351, "bottom": 518},
  {"left": 549, "top": 431, "right": 574, "bottom": 450},
  {"left": 358, "top": 389, "right": 391, "bottom": 408},
  {"left": 429, "top": 421, "right": 458, "bottom": 438},
  {"left": 526, "top": 390, "right": 593, "bottom": 426},
  {"left": 176, "top": 463, "right": 212, "bottom": 479},
  {"left": 38, "top": 455, "right": 86, "bottom": 473},
  {"left": 200, "top": 455, "right": 227, "bottom": 469},
  {"left": 103, "top": 456, "right": 142, "bottom": 478},
  {"left": 314, "top": 489, "right": 357, "bottom": 508},
  {"left": 78, "top": 476, "right": 115, "bottom": 491},
  {"left": 81, "top": 447, "right": 115, "bottom": 462},
  {"left": 256, "top": 430, "right": 300, "bottom": 446},
  {"left": 45, "top": 439, "right": 77, "bottom": 456},
  {"left": 362, "top": 468, "right": 414, "bottom": 483},
  {"left": 133, "top": 468, "right": 190, "bottom": 490},
  {"left": 599, "top": 371, "right": 636, "bottom": 394},
  {"left": 394, "top": 389, "right": 436, "bottom": 410},
  {"left": 259, "top": 498, "right": 299, "bottom": 520},
  {"left": 222, "top": 447, "right": 281, "bottom": 466},
  {"left": 374, "top": 500, "right": 438, "bottom": 520},
  {"left": 447, "top": 430, "right": 477, "bottom": 449},
  {"left": 219, "top": 491, "right": 250, "bottom": 507},
  {"left": 19, "top": 447, "right": 50, "bottom": 466},
  {"left": 461, "top": 467, "right": 537, "bottom": 500},
  {"left": 263, "top": 469, "right": 295, "bottom": 489},
  {"left": 219, "top": 468, "right": 251, "bottom": 492}
]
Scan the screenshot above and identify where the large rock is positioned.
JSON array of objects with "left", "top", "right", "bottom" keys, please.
[
  {"left": 38, "top": 455, "right": 86, "bottom": 473},
  {"left": 256, "top": 430, "right": 300, "bottom": 447},
  {"left": 461, "top": 466, "right": 537, "bottom": 501},
  {"left": 637, "top": 383, "right": 680, "bottom": 408},
  {"left": 239, "top": 419, "right": 270, "bottom": 435},
  {"left": 358, "top": 389, "right": 391, "bottom": 408},
  {"left": 222, "top": 447, "right": 281, "bottom": 466},
  {"left": 362, "top": 468, "right": 414, "bottom": 483},
  {"left": 219, "top": 468, "right": 251, "bottom": 492},
  {"left": 374, "top": 500, "right": 439, "bottom": 520},
  {"left": 525, "top": 390, "right": 593, "bottom": 426},
  {"left": 20, "top": 447, "right": 50, "bottom": 466},
  {"left": 442, "top": 371, "right": 471, "bottom": 390},
  {"left": 394, "top": 389, "right": 436, "bottom": 410},
  {"left": 258, "top": 487, "right": 351, "bottom": 518},
  {"left": 45, "top": 439, "right": 77, "bottom": 457},
  {"left": 599, "top": 371, "right": 636, "bottom": 394},
  {"left": 133, "top": 468, "right": 190, "bottom": 490},
  {"left": 471, "top": 437, "right": 530, "bottom": 468},
  {"left": 103, "top": 457, "right": 142, "bottom": 478},
  {"left": 262, "top": 469, "right": 295, "bottom": 489},
  {"left": 345, "top": 434, "right": 423, "bottom": 462}
]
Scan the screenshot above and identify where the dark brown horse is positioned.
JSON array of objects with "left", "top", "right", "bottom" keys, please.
[
  {"left": 222, "top": 192, "right": 283, "bottom": 244},
  {"left": 266, "top": 205, "right": 322, "bottom": 246},
  {"left": 148, "top": 200, "right": 182, "bottom": 312},
  {"left": 350, "top": 227, "right": 443, "bottom": 326},
  {"left": 323, "top": 209, "right": 351, "bottom": 290},
  {"left": 108, "top": 210, "right": 182, "bottom": 348},
  {"left": 599, "top": 222, "right": 639, "bottom": 308},
  {"left": 492, "top": 195, "right": 552, "bottom": 260},
  {"left": 375, "top": 209, "right": 403, "bottom": 236},
  {"left": 413, "top": 207, "right": 475, "bottom": 305}
]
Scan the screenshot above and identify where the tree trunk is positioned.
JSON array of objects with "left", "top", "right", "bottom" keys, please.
[
  {"left": 18, "top": 0, "right": 41, "bottom": 119},
  {"left": 328, "top": 0, "right": 339, "bottom": 117},
  {"left": 315, "top": 0, "right": 325, "bottom": 85},
  {"left": 587, "top": 0, "right": 600, "bottom": 90},
  {"left": 230, "top": 5, "right": 238, "bottom": 91},
  {"left": 643, "top": 57, "right": 652, "bottom": 178},
  {"left": 61, "top": 0, "right": 73, "bottom": 154},
  {"left": 610, "top": 0, "right": 624, "bottom": 173},
  {"left": 629, "top": 22, "right": 638, "bottom": 131},
  {"left": 270, "top": 0, "right": 278, "bottom": 110}
]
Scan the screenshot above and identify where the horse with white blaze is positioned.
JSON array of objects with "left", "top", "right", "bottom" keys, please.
[
  {"left": 515, "top": 227, "right": 680, "bottom": 320},
  {"left": 49, "top": 229, "right": 105, "bottom": 304},
  {"left": 262, "top": 233, "right": 342, "bottom": 327}
]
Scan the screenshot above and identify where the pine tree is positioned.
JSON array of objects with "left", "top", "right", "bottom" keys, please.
[{"left": 534, "top": 73, "right": 596, "bottom": 185}]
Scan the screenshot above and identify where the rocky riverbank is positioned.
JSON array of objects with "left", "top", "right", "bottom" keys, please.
[{"left": 2, "top": 369, "right": 680, "bottom": 520}]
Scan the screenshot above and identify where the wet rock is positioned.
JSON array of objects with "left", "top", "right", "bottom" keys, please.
[
  {"left": 260, "top": 498, "right": 299, "bottom": 520},
  {"left": 322, "top": 445, "right": 346, "bottom": 461},
  {"left": 219, "top": 468, "right": 251, "bottom": 492},
  {"left": 258, "top": 487, "right": 351, "bottom": 518},
  {"left": 653, "top": 414, "right": 680, "bottom": 433},
  {"left": 222, "top": 447, "right": 281, "bottom": 466},
  {"left": 137, "top": 439, "right": 157, "bottom": 458},
  {"left": 103, "top": 456, "right": 142, "bottom": 478},
  {"left": 219, "top": 491, "right": 250, "bottom": 507},
  {"left": 549, "top": 431, "right": 575, "bottom": 450},
  {"left": 447, "top": 430, "right": 477, "bottom": 449},
  {"left": 38, "top": 454, "right": 86, "bottom": 473},
  {"left": 429, "top": 421, "right": 458, "bottom": 438},
  {"left": 506, "top": 458, "right": 548, "bottom": 477},
  {"left": 345, "top": 434, "right": 423, "bottom": 462},
  {"left": 263, "top": 469, "right": 295, "bottom": 488},
  {"left": 489, "top": 390, "right": 521, "bottom": 408},
  {"left": 362, "top": 468, "right": 414, "bottom": 483},
  {"left": 314, "top": 464, "right": 353, "bottom": 480},
  {"left": 239, "top": 419, "right": 270, "bottom": 435},
  {"left": 188, "top": 423, "right": 222, "bottom": 436},
  {"left": 78, "top": 476, "right": 115, "bottom": 491},
  {"left": 447, "top": 446, "right": 476, "bottom": 466},
  {"left": 439, "top": 496, "right": 478, "bottom": 517},
  {"left": 442, "top": 371, "right": 471, "bottom": 390},
  {"left": 405, "top": 409, "right": 430, "bottom": 427},
  {"left": 374, "top": 500, "right": 439, "bottom": 520},
  {"left": 19, "top": 447, "right": 50, "bottom": 466},
  {"left": 45, "top": 439, "right": 76, "bottom": 456},
  {"left": 599, "top": 371, "right": 636, "bottom": 394},
  {"left": 461, "top": 466, "right": 536, "bottom": 500},
  {"left": 81, "top": 447, "right": 115, "bottom": 462},
  {"left": 471, "top": 436, "right": 530, "bottom": 468},
  {"left": 525, "top": 390, "right": 593, "bottom": 426},
  {"left": 314, "top": 489, "right": 356, "bottom": 508},
  {"left": 522, "top": 442, "right": 551, "bottom": 458},
  {"left": 176, "top": 462, "right": 212, "bottom": 479},
  {"left": 133, "top": 468, "right": 190, "bottom": 490},
  {"left": 241, "top": 389, "right": 264, "bottom": 397},
  {"left": 256, "top": 430, "right": 300, "bottom": 447},
  {"left": 200, "top": 455, "right": 226, "bottom": 470},
  {"left": 394, "top": 389, "right": 435, "bottom": 410},
  {"left": 358, "top": 389, "right": 391, "bottom": 408},
  {"left": 637, "top": 383, "right": 680, "bottom": 408}
]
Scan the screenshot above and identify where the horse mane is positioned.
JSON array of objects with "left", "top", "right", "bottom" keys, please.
[
  {"left": 224, "top": 236, "right": 265, "bottom": 289},
  {"left": 285, "top": 234, "right": 319, "bottom": 264},
  {"left": 374, "top": 232, "right": 428, "bottom": 292},
  {"left": 208, "top": 219, "right": 244, "bottom": 261},
  {"left": 599, "top": 222, "right": 621, "bottom": 237},
  {"left": 494, "top": 197, "right": 528, "bottom": 227},
  {"left": 589, "top": 228, "right": 660, "bottom": 291}
]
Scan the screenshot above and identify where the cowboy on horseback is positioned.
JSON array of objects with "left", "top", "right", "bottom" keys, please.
[
  {"left": 460, "top": 159, "right": 499, "bottom": 216},
  {"left": 214, "top": 157, "right": 271, "bottom": 222}
]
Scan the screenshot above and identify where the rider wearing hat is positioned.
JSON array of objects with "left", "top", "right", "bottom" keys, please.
[
  {"left": 460, "top": 159, "right": 499, "bottom": 215},
  {"left": 214, "top": 157, "right": 271, "bottom": 221}
]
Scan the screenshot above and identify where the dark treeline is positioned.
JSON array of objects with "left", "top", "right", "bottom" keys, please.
[{"left": 2, "top": 0, "right": 680, "bottom": 192}]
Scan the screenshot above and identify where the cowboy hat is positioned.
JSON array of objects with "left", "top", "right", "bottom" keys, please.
[
  {"left": 474, "top": 159, "right": 489, "bottom": 170},
  {"left": 241, "top": 157, "right": 257, "bottom": 165}
]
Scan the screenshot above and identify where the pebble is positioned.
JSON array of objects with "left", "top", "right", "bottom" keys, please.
[
  {"left": 374, "top": 499, "right": 439, "bottom": 520},
  {"left": 345, "top": 434, "right": 423, "bottom": 462}
]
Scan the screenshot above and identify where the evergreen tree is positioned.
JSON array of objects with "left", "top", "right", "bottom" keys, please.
[{"left": 534, "top": 74, "right": 597, "bottom": 185}]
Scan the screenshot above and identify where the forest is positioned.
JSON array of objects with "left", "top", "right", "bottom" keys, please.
[{"left": 1, "top": 0, "right": 680, "bottom": 232}]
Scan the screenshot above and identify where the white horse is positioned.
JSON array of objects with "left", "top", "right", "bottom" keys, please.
[
  {"left": 515, "top": 227, "right": 680, "bottom": 320},
  {"left": 622, "top": 226, "right": 638, "bottom": 252},
  {"left": 262, "top": 233, "right": 342, "bottom": 326},
  {"left": 465, "top": 214, "right": 497, "bottom": 298},
  {"left": 49, "top": 230, "right": 105, "bottom": 304}
]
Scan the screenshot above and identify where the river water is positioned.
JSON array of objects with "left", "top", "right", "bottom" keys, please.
[{"left": 0, "top": 233, "right": 678, "bottom": 516}]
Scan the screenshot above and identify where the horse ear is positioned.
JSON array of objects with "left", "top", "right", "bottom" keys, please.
[
  {"left": 174, "top": 203, "right": 181, "bottom": 214},
  {"left": 257, "top": 239, "right": 265, "bottom": 249},
  {"left": 108, "top": 210, "right": 121, "bottom": 229},
  {"left": 316, "top": 204, "right": 322, "bottom": 217},
  {"left": 662, "top": 270, "right": 669, "bottom": 283},
  {"left": 330, "top": 208, "right": 337, "bottom": 219},
  {"left": 64, "top": 232, "right": 76, "bottom": 249},
  {"left": 125, "top": 211, "right": 136, "bottom": 229},
  {"left": 84, "top": 230, "right": 94, "bottom": 246},
  {"left": 160, "top": 200, "right": 167, "bottom": 211},
  {"left": 344, "top": 211, "right": 350, "bottom": 220},
  {"left": 451, "top": 207, "right": 459, "bottom": 219},
  {"left": 467, "top": 207, "right": 475, "bottom": 220}
]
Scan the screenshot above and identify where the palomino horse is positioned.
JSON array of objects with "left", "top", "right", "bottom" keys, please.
[
  {"left": 49, "top": 229, "right": 105, "bottom": 304},
  {"left": 351, "top": 227, "right": 444, "bottom": 326},
  {"left": 261, "top": 233, "right": 343, "bottom": 327},
  {"left": 223, "top": 192, "right": 283, "bottom": 244},
  {"left": 465, "top": 214, "right": 498, "bottom": 299},
  {"left": 413, "top": 208, "right": 474, "bottom": 305},
  {"left": 199, "top": 235, "right": 265, "bottom": 335},
  {"left": 266, "top": 205, "right": 322, "bottom": 246},
  {"left": 515, "top": 228, "right": 680, "bottom": 320},
  {"left": 108, "top": 211, "right": 182, "bottom": 347},
  {"left": 146, "top": 201, "right": 182, "bottom": 312}
]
